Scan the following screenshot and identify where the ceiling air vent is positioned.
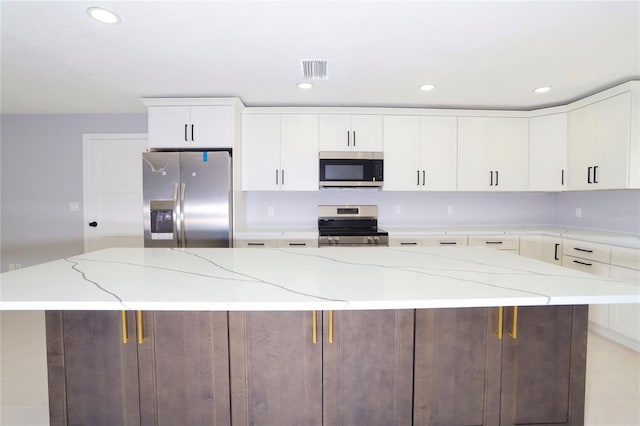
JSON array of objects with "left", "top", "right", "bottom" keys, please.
[{"left": 302, "top": 60, "right": 328, "bottom": 80}]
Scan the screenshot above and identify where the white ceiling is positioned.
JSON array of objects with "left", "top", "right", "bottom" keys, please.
[{"left": 2, "top": 1, "right": 639, "bottom": 114}]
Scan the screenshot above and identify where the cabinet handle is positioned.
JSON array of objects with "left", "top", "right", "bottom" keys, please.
[
  {"left": 508, "top": 306, "right": 518, "bottom": 339},
  {"left": 247, "top": 242, "right": 265, "bottom": 246},
  {"left": 573, "top": 247, "right": 593, "bottom": 253},
  {"left": 593, "top": 165, "right": 598, "bottom": 184},
  {"left": 496, "top": 306, "right": 504, "bottom": 339},
  {"left": 329, "top": 310, "right": 334, "bottom": 343},
  {"left": 281, "top": 169, "right": 285, "bottom": 186},
  {"left": 439, "top": 241, "right": 457, "bottom": 245},
  {"left": 486, "top": 241, "right": 504, "bottom": 245},
  {"left": 573, "top": 259, "right": 592, "bottom": 267},
  {"left": 490, "top": 171, "right": 494, "bottom": 186},
  {"left": 400, "top": 242, "right": 418, "bottom": 245},
  {"left": 561, "top": 169, "right": 565, "bottom": 186},
  {"left": 554, "top": 243, "right": 560, "bottom": 261},
  {"left": 136, "top": 310, "right": 145, "bottom": 344},
  {"left": 417, "top": 170, "right": 420, "bottom": 186},
  {"left": 184, "top": 124, "right": 188, "bottom": 142},
  {"left": 346, "top": 131, "right": 350, "bottom": 146},
  {"left": 495, "top": 170, "right": 499, "bottom": 186},
  {"left": 352, "top": 131, "right": 356, "bottom": 147},
  {"left": 275, "top": 169, "right": 279, "bottom": 185},
  {"left": 312, "top": 310, "right": 317, "bottom": 344},
  {"left": 121, "top": 310, "right": 131, "bottom": 344},
  {"left": 289, "top": 242, "right": 306, "bottom": 246},
  {"left": 587, "top": 166, "right": 592, "bottom": 184},
  {"left": 422, "top": 170, "right": 426, "bottom": 186},
  {"left": 191, "top": 124, "right": 195, "bottom": 141}
]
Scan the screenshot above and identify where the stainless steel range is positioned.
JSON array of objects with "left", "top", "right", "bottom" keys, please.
[{"left": 318, "top": 205, "right": 389, "bottom": 247}]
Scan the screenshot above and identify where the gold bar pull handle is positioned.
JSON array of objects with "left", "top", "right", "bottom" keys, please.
[
  {"left": 496, "top": 306, "right": 504, "bottom": 340},
  {"left": 121, "top": 310, "right": 130, "bottom": 344},
  {"left": 312, "top": 310, "right": 317, "bottom": 344},
  {"left": 329, "top": 310, "right": 334, "bottom": 344},
  {"left": 136, "top": 310, "right": 145, "bottom": 344},
  {"left": 509, "top": 306, "right": 519, "bottom": 339}
]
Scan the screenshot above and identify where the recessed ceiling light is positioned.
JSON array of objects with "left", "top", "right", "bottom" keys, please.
[
  {"left": 297, "top": 82, "right": 313, "bottom": 90},
  {"left": 87, "top": 7, "right": 121, "bottom": 24},
  {"left": 419, "top": 84, "right": 436, "bottom": 92},
  {"left": 534, "top": 86, "right": 552, "bottom": 94}
]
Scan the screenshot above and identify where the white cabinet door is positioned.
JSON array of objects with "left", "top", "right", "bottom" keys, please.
[
  {"left": 567, "top": 92, "right": 632, "bottom": 190},
  {"left": 280, "top": 115, "right": 318, "bottom": 191},
  {"left": 350, "top": 115, "right": 383, "bottom": 151},
  {"left": 383, "top": 116, "right": 421, "bottom": 191},
  {"left": 148, "top": 105, "right": 234, "bottom": 149},
  {"left": 319, "top": 115, "right": 382, "bottom": 151},
  {"left": 242, "top": 115, "right": 281, "bottom": 191},
  {"left": 541, "top": 236, "right": 562, "bottom": 265},
  {"left": 519, "top": 235, "right": 542, "bottom": 260},
  {"left": 189, "top": 106, "right": 234, "bottom": 149},
  {"left": 457, "top": 117, "right": 491, "bottom": 190},
  {"left": 529, "top": 113, "right": 567, "bottom": 191},
  {"left": 148, "top": 106, "right": 191, "bottom": 149},
  {"left": 609, "top": 265, "right": 640, "bottom": 343},
  {"left": 420, "top": 116, "right": 457, "bottom": 191},
  {"left": 489, "top": 118, "right": 529, "bottom": 191},
  {"left": 458, "top": 117, "right": 529, "bottom": 191}
]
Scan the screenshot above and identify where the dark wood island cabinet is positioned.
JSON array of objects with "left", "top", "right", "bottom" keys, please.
[{"left": 46, "top": 306, "right": 588, "bottom": 426}]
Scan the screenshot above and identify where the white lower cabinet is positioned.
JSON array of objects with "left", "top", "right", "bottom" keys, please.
[
  {"left": 608, "top": 247, "right": 640, "bottom": 347},
  {"left": 389, "top": 236, "right": 467, "bottom": 247},
  {"left": 467, "top": 235, "right": 519, "bottom": 253},
  {"left": 562, "top": 253, "right": 611, "bottom": 328},
  {"left": 276, "top": 237, "right": 318, "bottom": 248},
  {"left": 541, "top": 236, "right": 563, "bottom": 265},
  {"left": 235, "top": 238, "right": 276, "bottom": 248},
  {"left": 519, "top": 235, "right": 542, "bottom": 260}
]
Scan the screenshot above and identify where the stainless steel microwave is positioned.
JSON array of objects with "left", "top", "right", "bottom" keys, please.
[{"left": 319, "top": 151, "right": 383, "bottom": 187}]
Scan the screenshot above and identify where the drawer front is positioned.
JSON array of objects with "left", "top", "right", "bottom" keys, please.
[
  {"left": 421, "top": 236, "right": 468, "bottom": 247},
  {"left": 235, "top": 239, "right": 276, "bottom": 248},
  {"left": 611, "top": 246, "right": 640, "bottom": 270},
  {"left": 389, "top": 239, "right": 423, "bottom": 247},
  {"left": 562, "top": 255, "right": 610, "bottom": 277},
  {"left": 276, "top": 238, "right": 318, "bottom": 248},
  {"left": 468, "top": 235, "right": 519, "bottom": 250},
  {"left": 562, "top": 239, "right": 611, "bottom": 264}
]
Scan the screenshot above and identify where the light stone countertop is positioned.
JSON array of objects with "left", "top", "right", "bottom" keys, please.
[{"left": 1, "top": 247, "right": 638, "bottom": 311}]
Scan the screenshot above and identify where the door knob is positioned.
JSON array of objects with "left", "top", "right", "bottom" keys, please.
[{"left": 89, "top": 221, "right": 98, "bottom": 227}]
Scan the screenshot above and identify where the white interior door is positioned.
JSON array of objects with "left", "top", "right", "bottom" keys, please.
[{"left": 83, "top": 134, "right": 148, "bottom": 253}]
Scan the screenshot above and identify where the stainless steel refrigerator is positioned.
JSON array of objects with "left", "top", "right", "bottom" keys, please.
[{"left": 143, "top": 151, "right": 232, "bottom": 248}]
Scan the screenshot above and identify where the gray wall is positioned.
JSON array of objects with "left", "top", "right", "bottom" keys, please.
[
  {"left": 2, "top": 113, "right": 638, "bottom": 272},
  {"left": 1, "top": 114, "right": 147, "bottom": 272}
]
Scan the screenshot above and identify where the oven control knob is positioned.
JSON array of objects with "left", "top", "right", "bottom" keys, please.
[
  {"left": 334, "top": 237, "right": 339, "bottom": 245},
  {"left": 374, "top": 237, "right": 379, "bottom": 245},
  {"left": 327, "top": 237, "right": 334, "bottom": 244},
  {"left": 367, "top": 237, "right": 372, "bottom": 244}
]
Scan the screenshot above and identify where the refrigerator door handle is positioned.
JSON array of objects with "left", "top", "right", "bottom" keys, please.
[
  {"left": 172, "top": 183, "right": 180, "bottom": 247},
  {"left": 180, "top": 183, "right": 186, "bottom": 247}
]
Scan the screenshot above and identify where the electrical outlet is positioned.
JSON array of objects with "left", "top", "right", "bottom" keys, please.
[
  {"left": 395, "top": 205, "right": 402, "bottom": 215},
  {"left": 267, "top": 206, "right": 274, "bottom": 217},
  {"left": 575, "top": 208, "right": 582, "bottom": 218},
  {"left": 447, "top": 205, "right": 454, "bottom": 215},
  {"left": 8, "top": 263, "right": 21, "bottom": 271}
]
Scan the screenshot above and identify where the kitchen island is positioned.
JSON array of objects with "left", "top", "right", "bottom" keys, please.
[{"left": 1, "top": 247, "right": 638, "bottom": 426}]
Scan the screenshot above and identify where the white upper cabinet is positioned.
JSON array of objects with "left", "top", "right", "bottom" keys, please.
[
  {"left": 242, "top": 114, "right": 318, "bottom": 191},
  {"left": 384, "top": 115, "right": 457, "bottom": 191},
  {"left": 529, "top": 113, "right": 567, "bottom": 191},
  {"left": 457, "top": 117, "right": 529, "bottom": 191},
  {"left": 567, "top": 91, "right": 633, "bottom": 190},
  {"left": 319, "top": 114, "right": 382, "bottom": 151},
  {"left": 148, "top": 105, "right": 235, "bottom": 149}
]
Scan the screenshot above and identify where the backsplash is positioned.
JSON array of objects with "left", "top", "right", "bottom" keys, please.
[{"left": 246, "top": 189, "right": 640, "bottom": 235}]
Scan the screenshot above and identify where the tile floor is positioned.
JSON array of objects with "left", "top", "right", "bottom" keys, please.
[{"left": 585, "top": 332, "right": 640, "bottom": 425}]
